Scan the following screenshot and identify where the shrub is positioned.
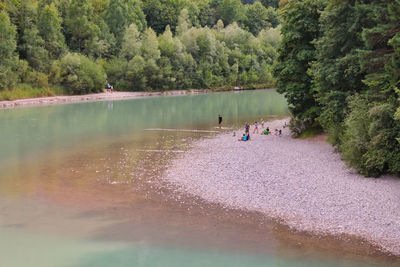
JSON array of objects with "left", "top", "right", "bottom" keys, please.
[
  {"left": 57, "top": 53, "right": 106, "bottom": 94},
  {"left": 341, "top": 95, "right": 400, "bottom": 177}
]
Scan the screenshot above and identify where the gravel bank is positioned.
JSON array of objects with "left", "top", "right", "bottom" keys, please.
[
  {"left": 0, "top": 90, "right": 197, "bottom": 109},
  {"left": 163, "top": 118, "right": 400, "bottom": 256}
]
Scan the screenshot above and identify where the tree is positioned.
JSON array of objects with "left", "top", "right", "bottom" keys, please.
[
  {"left": 37, "top": 3, "right": 66, "bottom": 59},
  {"left": 65, "top": 0, "right": 100, "bottom": 54},
  {"left": 176, "top": 8, "right": 191, "bottom": 36},
  {"left": 14, "top": 0, "right": 49, "bottom": 71},
  {"left": 340, "top": 0, "right": 400, "bottom": 176},
  {"left": 216, "top": 0, "right": 243, "bottom": 25},
  {"left": 120, "top": 23, "right": 141, "bottom": 60},
  {"left": 103, "top": 0, "right": 146, "bottom": 48},
  {"left": 241, "top": 1, "right": 271, "bottom": 35},
  {"left": 0, "top": 10, "right": 17, "bottom": 67},
  {"left": 187, "top": 0, "right": 214, "bottom": 27},
  {"left": 0, "top": 10, "right": 19, "bottom": 89},
  {"left": 141, "top": 28, "right": 161, "bottom": 61},
  {"left": 57, "top": 53, "right": 106, "bottom": 94},
  {"left": 158, "top": 25, "right": 175, "bottom": 57},
  {"left": 265, "top": 6, "right": 279, "bottom": 28},
  {"left": 273, "top": 0, "right": 325, "bottom": 133},
  {"left": 311, "top": 0, "right": 371, "bottom": 144},
  {"left": 143, "top": 0, "right": 189, "bottom": 34}
]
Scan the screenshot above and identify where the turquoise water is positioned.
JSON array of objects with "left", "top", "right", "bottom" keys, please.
[
  {"left": 0, "top": 228, "right": 357, "bottom": 267},
  {"left": 0, "top": 90, "right": 397, "bottom": 266}
]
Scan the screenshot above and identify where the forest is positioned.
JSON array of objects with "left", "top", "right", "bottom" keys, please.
[
  {"left": 0, "top": 0, "right": 280, "bottom": 98},
  {"left": 275, "top": 0, "right": 400, "bottom": 177}
]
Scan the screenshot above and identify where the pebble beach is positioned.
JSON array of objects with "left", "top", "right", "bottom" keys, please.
[{"left": 163, "top": 118, "right": 400, "bottom": 256}]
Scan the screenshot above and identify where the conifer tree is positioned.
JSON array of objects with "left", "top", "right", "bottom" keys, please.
[{"left": 311, "top": 0, "right": 370, "bottom": 143}]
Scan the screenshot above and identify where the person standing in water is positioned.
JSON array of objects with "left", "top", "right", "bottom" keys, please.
[{"left": 218, "top": 114, "right": 223, "bottom": 128}]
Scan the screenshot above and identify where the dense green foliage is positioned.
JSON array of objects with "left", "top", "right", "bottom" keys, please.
[
  {"left": 276, "top": 0, "right": 400, "bottom": 177},
  {"left": 273, "top": 0, "right": 325, "bottom": 132},
  {"left": 0, "top": 0, "right": 279, "bottom": 95},
  {"left": 0, "top": 10, "right": 19, "bottom": 90}
]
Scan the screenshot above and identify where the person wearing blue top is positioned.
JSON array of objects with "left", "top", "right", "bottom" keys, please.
[{"left": 238, "top": 134, "right": 247, "bottom": 141}]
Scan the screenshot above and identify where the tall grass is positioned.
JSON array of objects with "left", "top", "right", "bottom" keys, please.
[{"left": 0, "top": 84, "right": 66, "bottom": 101}]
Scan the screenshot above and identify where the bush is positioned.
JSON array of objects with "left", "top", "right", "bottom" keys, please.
[
  {"left": 22, "top": 70, "right": 49, "bottom": 88},
  {"left": 57, "top": 53, "right": 106, "bottom": 95},
  {"left": 341, "top": 95, "right": 400, "bottom": 177},
  {"left": 36, "top": 72, "right": 48, "bottom": 88},
  {"left": 341, "top": 95, "right": 371, "bottom": 172}
]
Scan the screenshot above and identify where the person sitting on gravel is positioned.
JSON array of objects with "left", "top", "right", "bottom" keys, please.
[
  {"left": 238, "top": 134, "right": 247, "bottom": 141},
  {"left": 263, "top": 128, "right": 269, "bottom": 135}
]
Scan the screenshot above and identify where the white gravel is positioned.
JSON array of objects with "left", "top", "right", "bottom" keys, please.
[{"left": 163, "top": 118, "right": 400, "bottom": 256}]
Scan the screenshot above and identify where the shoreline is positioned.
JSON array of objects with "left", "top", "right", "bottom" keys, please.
[
  {"left": 0, "top": 90, "right": 196, "bottom": 109},
  {"left": 162, "top": 118, "right": 400, "bottom": 256},
  {"left": 0, "top": 86, "right": 274, "bottom": 110}
]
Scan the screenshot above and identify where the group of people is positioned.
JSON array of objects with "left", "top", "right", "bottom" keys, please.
[
  {"left": 237, "top": 120, "right": 282, "bottom": 141},
  {"left": 237, "top": 122, "right": 252, "bottom": 141},
  {"left": 217, "top": 115, "right": 283, "bottom": 141},
  {"left": 262, "top": 127, "right": 282, "bottom": 136}
]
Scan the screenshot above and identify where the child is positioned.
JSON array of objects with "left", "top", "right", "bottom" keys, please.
[
  {"left": 238, "top": 134, "right": 247, "bottom": 141},
  {"left": 253, "top": 122, "right": 258, "bottom": 134}
]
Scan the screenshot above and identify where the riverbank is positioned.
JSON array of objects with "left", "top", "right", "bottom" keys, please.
[
  {"left": 162, "top": 118, "right": 400, "bottom": 256},
  {"left": 0, "top": 90, "right": 194, "bottom": 109},
  {"left": 0, "top": 87, "right": 272, "bottom": 109}
]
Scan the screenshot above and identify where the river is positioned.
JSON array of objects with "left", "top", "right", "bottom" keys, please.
[{"left": 0, "top": 89, "right": 398, "bottom": 266}]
